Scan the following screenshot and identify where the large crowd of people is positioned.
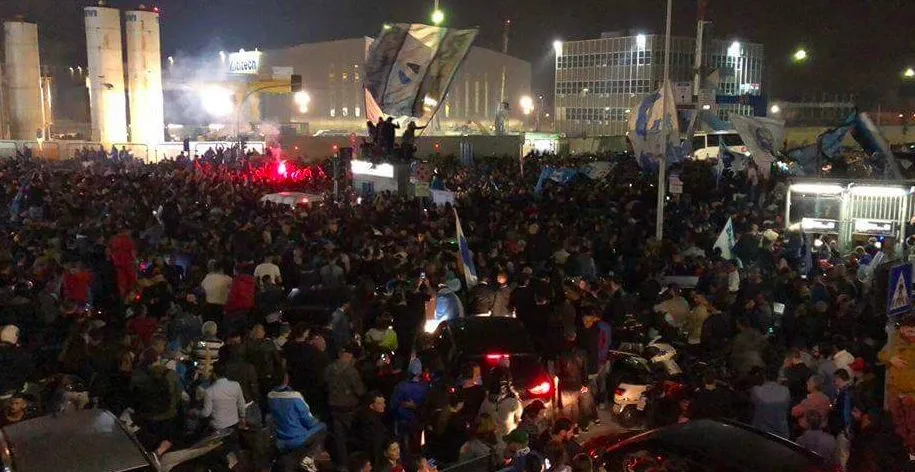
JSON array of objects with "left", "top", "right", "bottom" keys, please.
[{"left": 0, "top": 145, "right": 912, "bottom": 472}]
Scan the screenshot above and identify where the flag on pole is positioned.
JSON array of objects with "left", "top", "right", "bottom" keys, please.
[
  {"left": 716, "top": 139, "right": 748, "bottom": 186},
  {"left": 820, "top": 112, "right": 856, "bottom": 159},
  {"left": 365, "top": 23, "right": 477, "bottom": 122},
  {"left": 628, "top": 80, "right": 680, "bottom": 172},
  {"left": 852, "top": 112, "right": 903, "bottom": 179},
  {"left": 729, "top": 114, "right": 786, "bottom": 178},
  {"left": 454, "top": 209, "right": 478, "bottom": 288},
  {"left": 713, "top": 217, "right": 736, "bottom": 261}
]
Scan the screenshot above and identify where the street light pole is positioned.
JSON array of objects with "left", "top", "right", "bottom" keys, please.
[{"left": 656, "top": 0, "right": 672, "bottom": 241}]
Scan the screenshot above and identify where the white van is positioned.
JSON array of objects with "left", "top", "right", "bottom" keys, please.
[{"left": 690, "top": 131, "right": 750, "bottom": 161}]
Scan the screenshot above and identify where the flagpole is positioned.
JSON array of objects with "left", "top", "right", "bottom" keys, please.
[{"left": 655, "top": 0, "right": 673, "bottom": 241}]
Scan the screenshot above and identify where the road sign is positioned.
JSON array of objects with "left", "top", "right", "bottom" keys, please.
[
  {"left": 887, "top": 263, "right": 913, "bottom": 318},
  {"left": 669, "top": 173, "right": 683, "bottom": 194}
]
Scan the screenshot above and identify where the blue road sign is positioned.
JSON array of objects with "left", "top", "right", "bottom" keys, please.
[{"left": 887, "top": 263, "right": 913, "bottom": 318}]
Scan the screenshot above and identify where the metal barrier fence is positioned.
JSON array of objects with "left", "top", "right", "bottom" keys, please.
[
  {"left": 0, "top": 139, "right": 268, "bottom": 162},
  {"left": 0, "top": 140, "right": 18, "bottom": 158}
]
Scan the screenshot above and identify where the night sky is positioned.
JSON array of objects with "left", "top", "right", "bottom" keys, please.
[{"left": 5, "top": 0, "right": 915, "bottom": 107}]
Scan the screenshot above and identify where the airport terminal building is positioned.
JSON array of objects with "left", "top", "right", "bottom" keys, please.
[{"left": 554, "top": 32, "right": 764, "bottom": 136}]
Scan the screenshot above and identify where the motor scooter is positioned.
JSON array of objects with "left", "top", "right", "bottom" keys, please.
[{"left": 609, "top": 338, "right": 684, "bottom": 429}]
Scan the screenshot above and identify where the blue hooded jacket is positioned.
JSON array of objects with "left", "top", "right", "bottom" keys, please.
[{"left": 268, "top": 386, "right": 327, "bottom": 451}]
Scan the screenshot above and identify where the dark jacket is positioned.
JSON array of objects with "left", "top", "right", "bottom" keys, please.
[
  {"left": 0, "top": 343, "right": 33, "bottom": 393},
  {"left": 349, "top": 407, "right": 389, "bottom": 465},
  {"left": 246, "top": 338, "right": 284, "bottom": 389},
  {"left": 467, "top": 283, "right": 496, "bottom": 315},
  {"left": 324, "top": 360, "right": 365, "bottom": 410},
  {"left": 690, "top": 385, "right": 733, "bottom": 420},
  {"left": 491, "top": 285, "right": 513, "bottom": 317},
  {"left": 224, "top": 346, "right": 261, "bottom": 403},
  {"left": 701, "top": 312, "right": 732, "bottom": 354}
]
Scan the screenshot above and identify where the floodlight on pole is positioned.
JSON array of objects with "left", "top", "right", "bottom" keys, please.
[
  {"left": 905, "top": 67, "right": 915, "bottom": 79},
  {"left": 792, "top": 48, "right": 808, "bottom": 62},
  {"left": 431, "top": 9, "right": 445, "bottom": 25},
  {"left": 552, "top": 40, "right": 563, "bottom": 56}
]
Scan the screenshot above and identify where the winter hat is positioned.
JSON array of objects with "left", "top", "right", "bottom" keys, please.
[
  {"left": 0, "top": 325, "right": 19, "bottom": 344},
  {"left": 202, "top": 321, "right": 218, "bottom": 338},
  {"left": 408, "top": 357, "right": 423, "bottom": 378}
]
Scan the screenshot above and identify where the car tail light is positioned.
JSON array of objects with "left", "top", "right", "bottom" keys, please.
[
  {"left": 485, "top": 353, "right": 510, "bottom": 364},
  {"left": 528, "top": 380, "right": 552, "bottom": 397}
]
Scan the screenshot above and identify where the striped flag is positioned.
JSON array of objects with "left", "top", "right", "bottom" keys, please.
[
  {"left": 454, "top": 209, "right": 478, "bottom": 288},
  {"left": 365, "top": 23, "right": 477, "bottom": 121}
]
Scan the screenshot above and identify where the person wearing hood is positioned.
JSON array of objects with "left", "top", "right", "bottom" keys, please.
[
  {"left": 390, "top": 358, "right": 431, "bottom": 457},
  {"left": 434, "top": 279, "right": 465, "bottom": 321},
  {"left": 0, "top": 325, "right": 33, "bottom": 394}
]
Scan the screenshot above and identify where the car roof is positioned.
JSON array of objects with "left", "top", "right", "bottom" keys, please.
[
  {"left": 606, "top": 419, "right": 828, "bottom": 472},
  {"left": 1, "top": 409, "right": 152, "bottom": 472},
  {"left": 444, "top": 317, "right": 536, "bottom": 354}
]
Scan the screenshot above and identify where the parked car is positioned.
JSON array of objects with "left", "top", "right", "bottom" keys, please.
[
  {"left": 582, "top": 419, "right": 832, "bottom": 472},
  {"left": 1, "top": 409, "right": 155, "bottom": 472},
  {"left": 0, "top": 409, "right": 229, "bottom": 472}
]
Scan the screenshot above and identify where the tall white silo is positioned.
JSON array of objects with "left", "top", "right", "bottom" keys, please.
[
  {"left": 125, "top": 8, "right": 164, "bottom": 147},
  {"left": 84, "top": 5, "right": 127, "bottom": 145},
  {"left": 3, "top": 21, "right": 43, "bottom": 140}
]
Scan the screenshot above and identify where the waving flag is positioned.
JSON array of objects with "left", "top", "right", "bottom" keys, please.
[
  {"left": 365, "top": 23, "right": 477, "bottom": 120},
  {"left": 713, "top": 217, "right": 736, "bottom": 261},
  {"left": 534, "top": 167, "right": 578, "bottom": 193},
  {"left": 852, "top": 112, "right": 903, "bottom": 179},
  {"left": 628, "top": 80, "right": 681, "bottom": 172},
  {"left": 454, "top": 209, "right": 478, "bottom": 288},
  {"left": 716, "top": 139, "right": 748, "bottom": 186},
  {"left": 730, "top": 115, "right": 785, "bottom": 178},
  {"left": 820, "top": 112, "right": 856, "bottom": 159}
]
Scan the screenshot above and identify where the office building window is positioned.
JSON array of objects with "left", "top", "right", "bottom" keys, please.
[
  {"left": 342, "top": 107, "right": 349, "bottom": 117},
  {"left": 355, "top": 106, "right": 361, "bottom": 117},
  {"left": 342, "top": 72, "right": 349, "bottom": 81},
  {"left": 330, "top": 108, "right": 336, "bottom": 117}
]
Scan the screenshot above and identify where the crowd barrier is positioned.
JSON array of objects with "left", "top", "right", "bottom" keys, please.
[{"left": 0, "top": 140, "right": 268, "bottom": 163}]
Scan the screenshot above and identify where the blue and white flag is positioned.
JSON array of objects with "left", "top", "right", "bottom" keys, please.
[
  {"left": 852, "top": 112, "right": 903, "bottom": 179},
  {"left": 697, "top": 109, "right": 732, "bottom": 132},
  {"left": 713, "top": 217, "right": 736, "bottom": 261},
  {"left": 534, "top": 167, "right": 578, "bottom": 193},
  {"left": 730, "top": 115, "right": 785, "bottom": 178},
  {"left": 628, "top": 80, "right": 681, "bottom": 172},
  {"left": 716, "top": 140, "right": 748, "bottom": 186},
  {"left": 820, "top": 112, "right": 856, "bottom": 159},
  {"left": 580, "top": 162, "right": 614, "bottom": 180},
  {"left": 454, "top": 209, "right": 478, "bottom": 288},
  {"left": 365, "top": 24, "right": 477, "bottom": 120}
]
